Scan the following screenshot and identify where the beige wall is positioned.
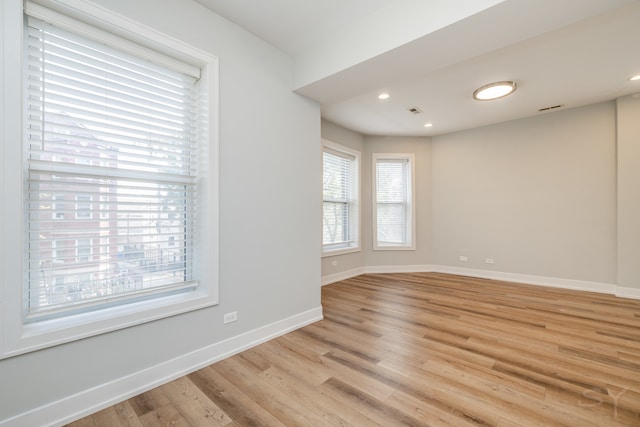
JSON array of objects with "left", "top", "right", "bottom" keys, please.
[
  {"left": 617, "top": 95, "right": 640, "bottom": 290},
  {"left": 320, "top": 121, "right": 433, "bottom": 278},
  {"left": 320, "top": 120, "right": 366, "bottom": 276},
  {"left": 322, "top": 99, "right": 637, "bottom": 290},
  {"left": 431, "top": 102, "right": 617, "bottom": 283},
  {"left": 363, "top": 136, "right": 432, "bottom": 268},
  {"left": 322, "top": 98, "right": 628, "bottom": 286}
]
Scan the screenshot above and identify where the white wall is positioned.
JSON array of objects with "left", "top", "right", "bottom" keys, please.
[
  {"left": 617, "top": 95, "right": 640, "bottom": 291},
  {"left": 320, "top": 120, "right": 366, "bottom": 278},
  {"left": 0, "top": 0, "right": 321, "bottom": 424},
  {"left": 293, "top": 0, "right": 505, "bottom": 90},
  {"left": 431, "top": 102, "right": 617, "bottom": 284}
]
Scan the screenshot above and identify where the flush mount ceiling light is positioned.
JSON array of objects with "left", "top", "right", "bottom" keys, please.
[
  {"left": 630, "top": 74, "right": 640, "bottom": 81},
  {"left": 378, "top": 93, "right": 390, "bottom": 100},
  {"left": 424, "top": 123, "right": 433, "bottom": 128},
  {"left": 473, "top": 81, "right": 517, "bottom": 101}
]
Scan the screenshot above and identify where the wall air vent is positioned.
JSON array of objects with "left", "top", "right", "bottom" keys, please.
[
  {"left": 538, "top": 104, "right": 564, "bottom": 112},
  {"left": 408, "top": 107, "right": 423, "bottom": 114}
]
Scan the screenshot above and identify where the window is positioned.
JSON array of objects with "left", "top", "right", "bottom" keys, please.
[
  {"left": 52, "top": 194, "right": 65, "bottom": 219},
  {"left": 51, "top": 240, "right": 64, "bottom": 263},
  {"left": 99, "top": 195, "right": 109, "bottom": 219},
  {"left": 75, "top": 195, "right": 92, "bottom": 220},
  {"left": 373, "top": 153, "right": 415, "bottom": 250},
  {"left": 75, "top": 238, "right": 92, "bottom": 262},
  {"left": 0, "top": 0, "right": 219, "bottom": 359},
  {"left": 322, "top": 140, "right": 360, "bottom": 255}
]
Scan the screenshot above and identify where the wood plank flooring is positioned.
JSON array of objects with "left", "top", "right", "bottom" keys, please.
[{"left": 66, "top": 273, "right": 640, "bottom": 426}]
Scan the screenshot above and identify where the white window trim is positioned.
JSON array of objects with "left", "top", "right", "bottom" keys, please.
[
  {"left": 372, "top": 153, "right": 416, "bottom": 251},
  {"left": 75, "top": 238, "right": 92, "bottom": 262},
  {"left": 52, "top": 194, "right": 65, "bottom": 219},
  {"left": 75, "top": 195, "right": 92, "bottom": 220},
  {"left": 51, "top": 239, "right": 64, "bottom": 263},
  {"left": 0, "top": 0, "right": 219, "bottom": 360},
  {"left": 322, "top": 140, "right": 361, "bottom": 257}
]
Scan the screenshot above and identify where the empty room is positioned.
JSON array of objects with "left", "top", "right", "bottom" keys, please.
[{"left": 1, "top": 0, "right": 639, "bottom": 426}]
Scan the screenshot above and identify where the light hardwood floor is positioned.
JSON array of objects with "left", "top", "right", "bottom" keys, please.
[{"left": 67, "top": 273, "right": 640, "bottom": 426}]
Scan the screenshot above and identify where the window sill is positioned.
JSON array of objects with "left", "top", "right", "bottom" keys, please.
[
  {"left": 373, "top": 244, "right": 416, "bottom": 251},
  {"left": 322, "top": 246, "right": 361, "bottom": 258},
  {"left": 5, "top": 288, "right": 217, "bottom": 359}
]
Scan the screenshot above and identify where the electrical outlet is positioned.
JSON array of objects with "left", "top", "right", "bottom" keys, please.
[
  {"left": 459, "top": 256, "right": 468, "bottom": 262},
  {"left": 223, "top": 311, "right": 238, "bottom": 324},
  {"left": 485, "top": 258, "right": 494, "bottom": 264},
  {"left": 331, "top": 260, "right": 338, "bottom": 267}
]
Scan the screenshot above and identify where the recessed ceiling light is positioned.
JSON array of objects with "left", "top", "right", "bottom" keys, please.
[
  {"left": 424, "top": 123, "right": 433, "bottom": 128},
  {"left": 630, "top": 74, "right": 640, "bottom": 81},
  {"left": 378, "top": 93, "right": 390, "bottom": 100},
  {"left": 473, "top": 81, "right": 517, "bottom": 101}
]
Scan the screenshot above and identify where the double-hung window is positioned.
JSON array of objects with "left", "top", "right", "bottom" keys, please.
[
  {"left": 322, "top": 141, "right": 360, "bottom": 255},
  {"left": 0, "top": 0, "right": 219, "bottom": 359},
  {"left": 75, "top": 195, "right": 92, "bottom": 220},
  {"left": 373, "top": 153, "right": 415, "bottom": 250},
  {"left": 52, "top": 194, "right": 65, "bottom": 219}
]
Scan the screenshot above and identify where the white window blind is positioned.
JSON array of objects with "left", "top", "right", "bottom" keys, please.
[
  {"left": 322, "top": 144, "right": 359, "bottom": 252},
  {"left": 25, "top": 13, "right": 200, "bottom": 319},
  {"left": 374, "top": 155, "right": 413, "bottom": 248}
]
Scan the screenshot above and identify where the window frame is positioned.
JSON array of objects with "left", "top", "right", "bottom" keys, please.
[
  {"left": 322, "top": 140, "right": 361, "bottom": 257},
  {"left": 75, "top": 238, "right": 92, "bottom": 262},
  {"left": 52, "top": 194, "right": 65, "bottom": 219},
  {"left": 74, "top": 195, "right": 92, "bottom": 220},
  {"left": 0, "top": 0, "right": 219, "bottom": 359},
  {"left": 51, "top": 239, "right": 64, "bottom": 263},
  {"left": 372, "top": 153, "right": 416, "bottom": 251}
]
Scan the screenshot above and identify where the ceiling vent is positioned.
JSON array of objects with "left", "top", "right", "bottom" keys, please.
[
  {"left": 538, "top": 104, "right": 564, "bottom": 112},
  {"left": 408, "top": 107, "right": 423, "bottom": 114}
]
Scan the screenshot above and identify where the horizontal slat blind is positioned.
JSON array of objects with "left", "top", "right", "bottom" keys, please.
[
  {"left": 322, "top": 150, "right": 353, "bottom": 246},
  {"left": 375, "top": 158, "right": 408, "bottom": 244},
  {"left": 25, "top": 13, "right": 199, "bottom": 319}
]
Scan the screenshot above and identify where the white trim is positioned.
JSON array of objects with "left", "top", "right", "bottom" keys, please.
[
  {"left": 1, "top": 0, "right": 220, "bottom": 360},
  {"left": 372, "top": 153, "right": 416, "bottom": 251},
  {"left": 430, "top": 265, "right": 617, "bottom": 294},
  {"left": 322, "top": 266, "right": 364, "bottom": 286},
  {"left": 25, "top": 2, "right": 200, "bottom": 78},
  {"left": 322, "top": 246, "right": 361, "bottom": 258},
  {"left": 322, "top": 265, "right": 432, "bottom": 286},
  {"left": 322, "top": 264, "right": 636, "bottom": 299},
  {"left": 365, "top": 264, "right": 434, "bottom": 274},
  {"left": 616, "top": 286, "right": 640, "bottom": 300},
  {"left": 0, "top": 306, "right": 323, "bottom": 427},
  {"left": 1, "top": 0, "right": 24, "bottom": 361},
  {"left": 26, "top": 0, "right": 215, "bottom": 68},
  {"left": 322, "top": 139, "right": 361, "bottom": 255}
]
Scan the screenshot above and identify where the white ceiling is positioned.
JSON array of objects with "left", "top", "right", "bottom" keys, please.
[{"left": 195, "top": 0, "right": 640, "bottom": 136}]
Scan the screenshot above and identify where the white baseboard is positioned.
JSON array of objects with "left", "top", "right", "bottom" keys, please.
[
  {"left": 1, "top": 307, "right": 323, "bottom": 427},
  {"left": 321, "top": 264, "right": 435, "bottom": 286},
  {"left": 323, "top": 263, "right": 632, "bottom": 299},
  {"left": 42, "top": 267, "right": 629, "bottom": 426},
  {"left": 430, "top": 265, "right": 618, "bottom": 295},
  {"left": 364, "top": 264, "right": 434, "bottom": 274},
  {"left": 13, "top": 265, "right": 636, "bottom": 426},
  {"left": 321, "top": 267, "right": 364, "bottom": 286},
  {"left": 616, "top": 286, "right": 640, "bottom": 300}
]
